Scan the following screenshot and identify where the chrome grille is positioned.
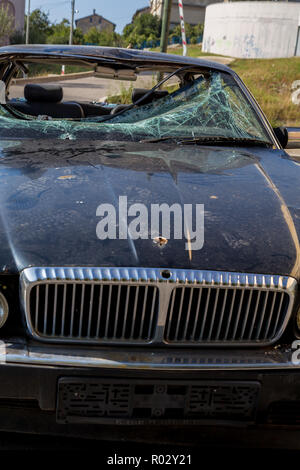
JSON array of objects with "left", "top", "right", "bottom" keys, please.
[
  {"left": 165, "top": 286, "right": 289, "bottom": 344},
  {"left": 20, "top": 267, "right": 297, "bottom": 347},
  {"left": 29, "top": 282, "right": 158, "bottom": 342}
]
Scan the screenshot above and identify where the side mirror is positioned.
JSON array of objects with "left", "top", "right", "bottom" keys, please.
[{"left": 273, "top": 127, "right": 300, "bottom": 149}]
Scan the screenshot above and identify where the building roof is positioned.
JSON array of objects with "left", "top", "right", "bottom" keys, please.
[{"left": 75, "top": 11, "right": 116, "bottom": 27}]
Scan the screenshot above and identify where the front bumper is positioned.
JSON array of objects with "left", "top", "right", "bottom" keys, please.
[{"left": 1, "top": 339, "right": 300, "bottom": 447}]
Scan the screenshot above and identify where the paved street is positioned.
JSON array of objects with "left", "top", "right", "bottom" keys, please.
[{"left": 10, "top": 74, "right": 158, "bottom": 102}]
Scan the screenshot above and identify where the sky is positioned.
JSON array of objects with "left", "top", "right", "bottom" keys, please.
[{"left": 29, "top": 0, "right": 150, "bottom": 33}]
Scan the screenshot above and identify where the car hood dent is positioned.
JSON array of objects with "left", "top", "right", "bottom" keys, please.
[{"left": 0, "top": 139, "right": 298, "bottom": 277}]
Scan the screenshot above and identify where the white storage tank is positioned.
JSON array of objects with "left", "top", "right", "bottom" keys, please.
[{"left": 203, "top": 1, "right": 300, "bottom": 58}]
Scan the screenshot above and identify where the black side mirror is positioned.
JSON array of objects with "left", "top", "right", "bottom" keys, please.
[
  {"left": 273, "top": 127, "right": 288, "bottom": 148},
  {"left": 273, "top": 126, "right": 300, "bottom": 149}
]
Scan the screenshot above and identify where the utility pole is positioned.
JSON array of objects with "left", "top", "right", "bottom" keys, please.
[
  {"left": 25, "top": 0, "right": 30, "bottom": 44},
  {"left": 160, "top": 0, "right": 172, "bottom": 53},
  {"left": 158, "top": 0, "right": 172, "bottom": 83},
  {"left": 69, "top": 0, "right": 75, "bottom": 45}
]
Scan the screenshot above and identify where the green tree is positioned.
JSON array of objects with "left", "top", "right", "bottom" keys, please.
[
  {"left": 0, "top": 4, "right": 17, "bottom": 43},
  {"left": 84, "top": 27, "right": 122, "bottom": 47},
  {"left": 47, "top": 19, "right": 83, "bottom": 45},
  {"left": 29, "top": 9, "right": 51, "bottom": 43},
  {"left": 10, "top": 8, "right": 51, "bottom": 44},
  {"left": 169, "top": 22, "right": 204, "bottom": 45},
  {"left": 123, "top": 13, "right": 161, "bottom": 48}
]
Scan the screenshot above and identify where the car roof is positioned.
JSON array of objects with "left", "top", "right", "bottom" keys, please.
[{"left": 0, "top": 44, "right": 233, "bottom": 74}]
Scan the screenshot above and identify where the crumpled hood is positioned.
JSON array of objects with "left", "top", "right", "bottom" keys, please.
[{"left": 0, "top": 139, "right": 299, "bottom": 277}]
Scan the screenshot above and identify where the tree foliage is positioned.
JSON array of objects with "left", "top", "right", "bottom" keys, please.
[
  {"left": 47, "top": 18, "right": 83, "bottom": 45},
  {"left": 84, "top": 27, "right": 122, "bottom": 47},
  {"left": 10, "top": 8, "right": 51, "bottom": 44},
  {"left": 123, "top": 13, "right": 161, "bottom": 48},
  {"left": 0, "top": 4, "right": 16, "bottom": 43},
  {"left": 9, "top": 9, "right": 203, "bottom": 50},
  {"left": 169, "top": 23, "right": 204, "bottom": 44}
]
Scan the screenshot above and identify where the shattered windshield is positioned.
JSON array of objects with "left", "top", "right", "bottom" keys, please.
[{"left": 0, "top": 70, "right": 271, "bottom": 144}]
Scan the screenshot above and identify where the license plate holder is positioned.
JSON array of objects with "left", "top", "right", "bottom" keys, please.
[{"left": 57, "top": 378, "right": 260, "bottom": 425}]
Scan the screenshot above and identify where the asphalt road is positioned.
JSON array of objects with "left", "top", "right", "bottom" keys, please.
[{"left": 10, "top": 75, "right": 159, "bottom": 102}]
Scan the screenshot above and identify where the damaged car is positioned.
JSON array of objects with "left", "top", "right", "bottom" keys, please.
[{"left": 0, "top": 45, "right": 299, "bottom": 447}]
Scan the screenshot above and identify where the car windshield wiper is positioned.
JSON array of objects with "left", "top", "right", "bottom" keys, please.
[{"left": 141, "top": 135, "right": 273, "bottom": 147}]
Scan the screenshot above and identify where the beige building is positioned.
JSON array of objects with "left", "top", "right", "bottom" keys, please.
[
  {"left": 75, "top": 9, "right": 116, "bottom": 35},
  {"left": 150, "top": 0, "right": 223, "bottom": 27},
  {"left": 0, "top": 0, "right": 25, "bottom": 31}
]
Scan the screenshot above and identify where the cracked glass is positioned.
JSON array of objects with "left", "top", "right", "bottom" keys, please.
[{"left": 0, "top": 71, "right": 270, "bottom": 143}]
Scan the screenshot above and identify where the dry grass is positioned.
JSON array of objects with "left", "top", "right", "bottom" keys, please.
[{"left": 229, "top": 58, "right": 300, "bottom": 127}]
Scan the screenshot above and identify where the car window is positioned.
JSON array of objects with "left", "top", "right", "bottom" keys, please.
[
  {"left": 102, "top": 72, "right": 269, "bottom": 142},
  {"left": 0, "top": 70, "right": 270, "bottom": 143}
]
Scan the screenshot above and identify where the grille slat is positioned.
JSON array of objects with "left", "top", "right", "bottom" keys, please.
[
  {"left": 191, "top": 287, "right": 203, "bottom": 340},
  {"left": 174, "top": 287, "right": 185, "bottom": 341},
  {"left": 199, "top": 287, "right": 211, "bottom": 341},
  {"left": 182, "top": 286, "right": 194, "bottom": 339},
  {"left": 207, "top": 288, "right": 220, "bottom": 340},
  {"left": 224, "top": 289, "right": 236, "bottom": 341},
  {"left": 95, "top": 284, "right": 103, "bottom": 338},
  {"left": 130, "top": 286, "right": 139, "bottom": 339},
  {"left": 34, "top": 285, "right": 39, "bottom": 331},
  {"left": 247, "top": 290, "right": 261, "bottom": 340},
  {"left": 215, "top": 288, "right": 228, "bottom": 341},
  {"left": 43, "top": 284, "right": 49, "bottom": 335},
  {"left": 147, "top": 287, "right": 157, "bottom": 340},
  {"left": 23, "top": 267, "right": 295, "bottom": 346},
  {"left": 271, "top": 291, "right": 285, "bottom": 338},
  {"left": 139, "top": 286, "right": 148, "bottom": 339},
  {"left": 87, "top": 284, "right": 94, "bottom": 338},
  {"left": 52, "top": 284, "right": 58, "bottom": 336},
  {"left": 239, "top": 289, "right": 253, "bottom": 340},
  {"left": 255, "top": 290, "right": 269, "bottom": 340},
  {"left": 60, "top": 284, "right": 67, "bottom": 337},
  {"left": 263, "top": 290, "right": 277, "bottom": 339},
  {"left": 120, "top": 285, "right": 130, "bottom": 339}
]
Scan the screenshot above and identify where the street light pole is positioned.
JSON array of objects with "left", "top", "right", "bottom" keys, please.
[
  {"left": 25, "top": 0, "right": 31, "bottom": 44},
  {"left": 69, "top": 0, "right": 75, "bottom": 45}
]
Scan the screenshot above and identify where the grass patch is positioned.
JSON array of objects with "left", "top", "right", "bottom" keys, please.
[
  {"left": 106, "top": 82, "right": 179, "bottom": 105},
  {"left": 151, "top": 44, "right": 221, "bottom": 58},
  {"left": 231, "top": 57, "right": 300, "bottom": 127},
  {"left": 107, "top": 83, "right": 134, "bottom": 104}
]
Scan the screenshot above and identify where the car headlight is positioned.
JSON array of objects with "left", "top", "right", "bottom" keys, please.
[{"left": 0, "top": 292, "right": 8, "bottom": 328}]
